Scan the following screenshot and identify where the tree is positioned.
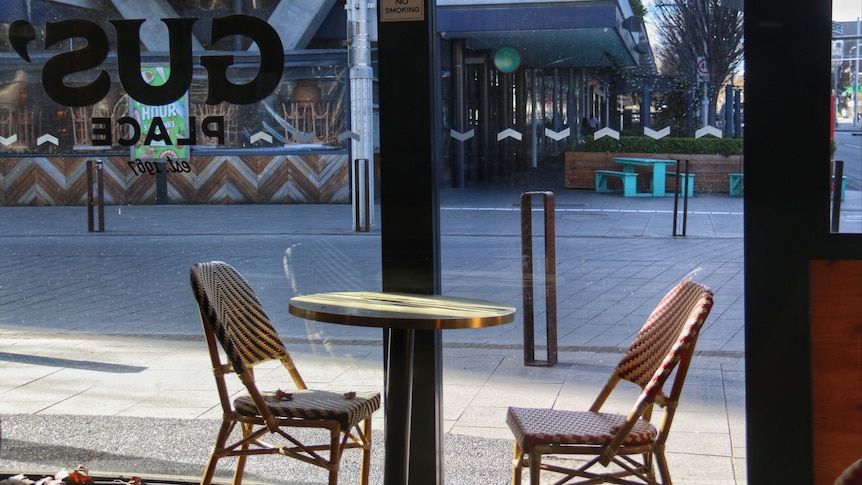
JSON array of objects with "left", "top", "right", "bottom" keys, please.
[{"left": 651, "top": 0, "right": 744, "bottom": 126}]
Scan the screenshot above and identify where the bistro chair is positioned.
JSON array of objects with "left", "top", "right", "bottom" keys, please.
[
  {"left": 506, "top": 278, "right": 714, "bottom": 485},
  {"left": 190, "top": 261, "right": 380, "bottom": 485},
  {"left": 835, "top": 458, "right": 862, "bottom": 485}
]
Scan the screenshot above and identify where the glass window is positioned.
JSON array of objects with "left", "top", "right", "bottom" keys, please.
[{"left": 831, "top": 6, "right": 862, "bottom": 234}]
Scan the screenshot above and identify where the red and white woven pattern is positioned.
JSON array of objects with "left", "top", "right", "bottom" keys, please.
[
  {"left": 615, "top": 280, "right": 713, "bottom": 395},
  {"left": 506, "top": 407, "right": 657, "bottom": 452},
  {"left": 192, "top": 261, "right": 295, "bottom": 373},
  {"left": 236, "top": 389, "right": 381, "bottom": 430}
]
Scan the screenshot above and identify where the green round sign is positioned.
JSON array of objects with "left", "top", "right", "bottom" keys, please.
[{"left": 494, "top": 47, "right": 521, "bottom": 73}]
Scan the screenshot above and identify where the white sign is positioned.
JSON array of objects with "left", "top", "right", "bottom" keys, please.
[
  {"left": 696, "top": 56, "right": 709, "bottom": 81},
  {"left": 380, "top": 0, "right": 424, "bottom": 22}
]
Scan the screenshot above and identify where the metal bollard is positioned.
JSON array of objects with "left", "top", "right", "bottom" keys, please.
[
  {"left": 672, "top": 159, "right": 690, "bottom": 236},
  {"left": 86, "top": 160, "right": 105, "bottom": 232},
  {"left": 353, "top": 158, "right": 371, "bottom": 232},
  {"left": 520, "top": 191, "right": 558, "bottom": 366},
  {"left": 831, "top": 160, "right": 844, "bottom": 233}
]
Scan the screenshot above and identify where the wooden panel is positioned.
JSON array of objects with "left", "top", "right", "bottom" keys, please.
[
  {"left": 0, "top": 154, "right": 349, "bottom": 205},
  {"left": 811, "top": 260, "right": 862, "bottom": 484}
]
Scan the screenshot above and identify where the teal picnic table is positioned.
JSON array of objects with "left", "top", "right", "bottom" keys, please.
[{"left": 613, "top": 157, "right": 680, "bottom": 197}]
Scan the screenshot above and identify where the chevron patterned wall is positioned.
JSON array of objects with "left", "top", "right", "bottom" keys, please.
[{"left": 0, "top": 154, "right": 350, "bottom": 206}]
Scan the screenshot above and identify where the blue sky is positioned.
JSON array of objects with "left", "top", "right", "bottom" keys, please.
[
  {"left": 832, "top": 0, "right": 861, "bottom": 22},
  {"left": 641, "top": 0, "right": 860, "bottom": 22}
]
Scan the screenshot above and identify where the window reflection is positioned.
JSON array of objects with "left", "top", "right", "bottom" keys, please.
[
  {"left": 831, "top": 14, "right": 862, "bottom": 234},
  {"left": 0, "top": 59, "right": 347, "bottom": 154}
]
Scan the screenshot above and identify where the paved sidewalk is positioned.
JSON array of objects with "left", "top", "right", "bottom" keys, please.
[{"left": 0, "top": 181, "right": 751, "bottom": 483}]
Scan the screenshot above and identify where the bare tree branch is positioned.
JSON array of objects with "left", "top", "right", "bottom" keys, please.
[{"left": 652, "top": 0, "right": 744, "bottom": 124}]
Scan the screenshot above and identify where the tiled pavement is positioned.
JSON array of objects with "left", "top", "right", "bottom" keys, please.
[{"left": 0, "top": 175, "right": 785, "bottom": 483}]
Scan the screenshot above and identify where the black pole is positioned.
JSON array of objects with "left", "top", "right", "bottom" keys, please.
[
  {"left": 681, "top": 159, "right": 689, "bottom": 236},
  {"left": 831, "top": 160, "right": 844, "bottom": 232},
  {"left": 672, "top": 159, "right": 680, "bottom": 235},
  {"left": 87, "top": 160, "right": 95, "bottom": 232},
  {"left": 97, "top": 161, "right": 105, "bottom": 232},
  {"left": 87, "top": 160, "right": 105, "bottom": 232},
  {"left": 378, "top": 1, "right": 443, "bottom": 484}
]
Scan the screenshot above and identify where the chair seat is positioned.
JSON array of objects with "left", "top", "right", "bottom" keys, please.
[
  {"left": 507, "top": 407, "right": 657, "bottom": 452},
  {"left": 235, "top": 389, "right": 381, "bottom": 429}
]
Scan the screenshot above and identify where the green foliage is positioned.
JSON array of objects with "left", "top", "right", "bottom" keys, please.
[
  {"left": 574, "top": 136, "right": 743, "bottom": 157},
  {"left": 629, "top": 0, "right": 647, "bottom": 17}
]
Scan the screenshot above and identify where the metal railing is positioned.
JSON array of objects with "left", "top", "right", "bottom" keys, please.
[
  {"left": 86, "top": 160, "right": 105, "bottom": 233},
  {"left": 520, "top": 191, "right": 558, "bottom": 366}
]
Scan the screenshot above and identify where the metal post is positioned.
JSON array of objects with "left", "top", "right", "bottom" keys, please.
[
  {"left": 687, "top": 88, "right": 695, "bottom": 137},
  {"left": 354, "top": 158, "right": 371, "bottom": 232},
  {"left": 97, "top": 161, "right": 104, "bottom": 232},
  {"left": 452, "top": 38, "right": 467, "bottom": 187},
  {"left": 87, "top": 160, "right": 105, "bottom": 232},
  {"left": 87, "top": 160, "right": 94, "bottom": 232},
  {"left": 155, "top": 162, "right": 167, "bottom": 204},
  {"left": 348, "top": 0, "right": 375, "bottom": 228},
  {"left": 672, "top": 159, "right": 689, "bottom": 236},
  {"left": 520, "top": 191, "right": 557, "bottom": 366},
  {"left": 855, "top": 17, "right": 860, "bottom": 127},
  {"left": 734, "top": 89, "right": 743, "bottom": 138},
  {"left": 725, "top": 85, "right": 734, "bottom": 137},
  {"left": 832, "top": 160, "right": 844, "bottom": 232},
  {"left": 87, "top": 160, "right": 105, "bottom": 233}
]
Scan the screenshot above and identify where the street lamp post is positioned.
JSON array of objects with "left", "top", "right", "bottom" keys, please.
[{"left": 855, "top": 17, "right": 860, "bottom": 126}]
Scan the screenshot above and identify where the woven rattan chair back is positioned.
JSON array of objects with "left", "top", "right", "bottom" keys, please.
[
  {"left": 614, "top": 279, "right": 713, "bottom": 402},
  {"left": 191, "top": 261, "right": 379, "bottom": 485},
  {"left": 191, "top": 260, "right": 301, "bottom": 380}
]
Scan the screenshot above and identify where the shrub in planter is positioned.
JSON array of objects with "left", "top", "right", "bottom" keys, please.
[{"left": 574, "top": 136, "right": 743, "bottom": 157}]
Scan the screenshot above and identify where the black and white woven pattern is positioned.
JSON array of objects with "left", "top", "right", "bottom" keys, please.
[{"left": 235, "top": 389, "right": 381, "bottom": 430}]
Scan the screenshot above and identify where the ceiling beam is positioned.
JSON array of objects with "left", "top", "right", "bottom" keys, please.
[
  {"left": 267, "top": 0, "right": 337, "bottom": 50},
  {"left": 109, "top": 0, "right": 204, "bottom": 51}
]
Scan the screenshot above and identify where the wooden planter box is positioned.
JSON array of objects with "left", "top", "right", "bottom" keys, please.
[{"left": 564, "top": 152, "right": 744, "bottom": 194}]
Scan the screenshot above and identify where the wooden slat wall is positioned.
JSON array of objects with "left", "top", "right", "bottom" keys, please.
[
  {"left": 811, "top": 260, "right": 862, "bottom": 484},
  {"left": 0, "top": 154, "right": 349, "bottom": 205}
]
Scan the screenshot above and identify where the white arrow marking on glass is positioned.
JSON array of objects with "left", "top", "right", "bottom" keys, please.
[
  {"left": 250, "top": 132, "right": 272, "bottom": 144},
  {"left": 644, "top": 127, "right": 671, "bottom": 139},
  {"left": 594, "top": 127, "right": 620, "bottom": 140},
  {"left": 544, "top": 127, "right": 570, "bottom": 141},
  {"left": 337, "top": 131, "right": 360, "bottom": 142},
  {"left": 295, "top": 132, "right": 316, "bottom": 143},
  {"left": 37, "top": 134, "right": 59, "bottom": 146},
  {"left": 695, "top": 125, "right": 723, "bottom": 139},
  {"left": 450, "top": 129, "right": 475, "bottom": 142},
  {"left": 497, "top": 128, "right": 523, "bottom": 142}
]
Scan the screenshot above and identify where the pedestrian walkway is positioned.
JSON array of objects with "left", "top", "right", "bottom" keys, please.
[{"left": 0, "top": 182, "right": 749, "bottom": 483}]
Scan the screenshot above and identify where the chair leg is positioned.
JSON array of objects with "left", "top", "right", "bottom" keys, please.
[
  {"left": 328, "top": 428, "right": 341, "bottom": 485},
  {"left": 201, "top": 420, "right": 233, "bottom": 485},
  {"left": 655, "top": 450, "right": 672, "bottom": 485},
  {"left": 233, "top": 422, "right": 253, "bottom": 485},
  {"left": 359, "top": 418, "right": 373, "bottom": 485},
  {"left": 511, "top": 441, "right": 523, "bottom": 485},
  {"left": 528, "top": 451, "right": 542, "bottom": 484}
]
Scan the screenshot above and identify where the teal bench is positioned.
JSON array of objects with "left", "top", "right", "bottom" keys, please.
[
  {"left": 729, "top": 173, "right": 744, "bottom": 197},
  {"left": 595, "top": 170, "right": 638, "bottom": 197},
  {"left": 833, "top": 175, "right": 846, "bottom": 201},
  {"left": 666, "top": 172, "right": 695, "bottom": 197}
]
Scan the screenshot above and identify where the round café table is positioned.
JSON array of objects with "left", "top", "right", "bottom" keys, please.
[{"left": 289, "top": 291, "right": 516, "bottom": 485}]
